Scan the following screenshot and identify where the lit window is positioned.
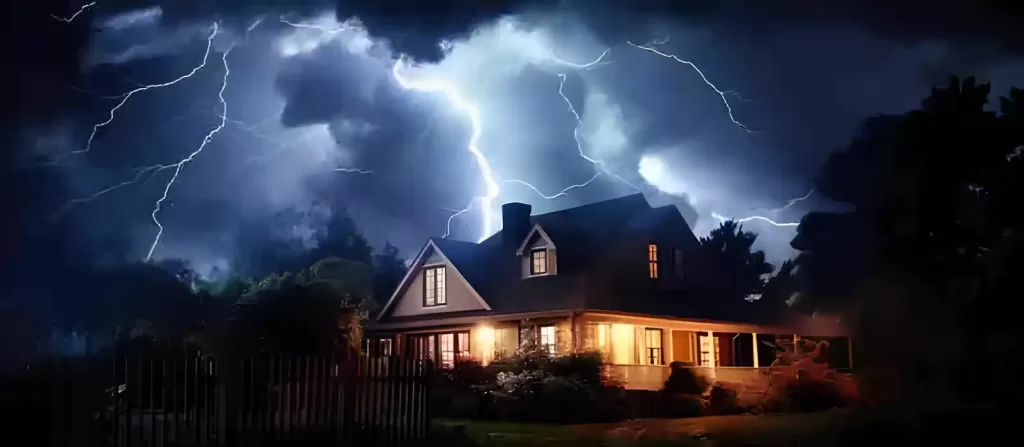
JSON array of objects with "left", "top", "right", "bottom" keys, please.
[
  {"left": 530, "top": 249, "right": 548, "bottom": 275},
  {"left": 424, "top": 266, "right": 446, "bottom": 306},
  {"left": 648, "top": 244, "right": 659, "bottom": 279},
  {"left": 699, "top": 335, "right": 720, "bottom": 367},
  {"left": 457, "top": 332, "right": 471, "bottom": 361},
  {"left": 674, "top": 248, "right": 684, "bottom": 280},
  {"left": 439, "top": 333, "right": 455, "bottom": 367},
  {"left": 645, "top": 329, "right": 663, "bottom": 365},
  {"left": 539, "top": 325, "right": 556, "bottom": 354}
]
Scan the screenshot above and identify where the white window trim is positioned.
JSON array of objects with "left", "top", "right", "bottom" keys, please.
[
  {"left": 422, "top": 262, "right": 448, "bottom": 308},
  {"left": 528, "top": 247, "right": 550, "bottom": 277}
]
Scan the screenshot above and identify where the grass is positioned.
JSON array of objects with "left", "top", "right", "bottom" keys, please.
[{"left": 434, "top": 408, "right": 940, "bottom": 447}]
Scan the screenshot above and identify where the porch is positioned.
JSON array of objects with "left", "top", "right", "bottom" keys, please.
[{"left": 367, "top": 310, "right": 852, "bottom": 391}]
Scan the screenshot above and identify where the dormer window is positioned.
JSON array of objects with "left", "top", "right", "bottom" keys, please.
[
  {"left": 423, "top": 266, "right": 446, "bottom": 307},
  {"left": 648, "top": 244, "right": 659, "bottom": 279},
  {"left": 530, "top": 249, "right": 548, "bottom": 275}
]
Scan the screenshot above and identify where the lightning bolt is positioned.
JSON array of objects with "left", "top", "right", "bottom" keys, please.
[
  {"left": 144, "top": 40, "right": 234, "bottom": 261},
  {"left": 51, "top": 164, "right": 173, "bottom": 220},
  {"left": 712, "top": 189, "right": 814, "bottom": 228},
  {"left": 711, "top": 212, "right": 799, "bottom": 228},
  {"left": 47, "top": 24, "right": 221, "bottom": 165},
  {"left": 333, "top": 168, "right": 374, "bottom": 175},
  {"left": 442, "top": 207, "right": 471, "bottom": 239},
  {"left": 391, "top": 58, "right": 501, "bottom": 242},
  {"left": 768, "top": 189, "right": 814, "bottom": 214},
  {"left": 503, "top": 173, "right": 602, "bottom": 200},
  {"left": 51, "top": 1, "right": 96, "bottom": 23},
  {"left": 627, "top": 39, "right": 753, "bottom": 133}
]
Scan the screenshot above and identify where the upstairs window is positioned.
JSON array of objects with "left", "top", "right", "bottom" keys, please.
[
  {"left": 673, "top": 248, "right": 684, "bottom": 280},
  {"left": 423, "top": 266, "right": 446, "bottom": 307},
  {"left": 530, "top": 249, "right": 548, "bottom": 275},
  {"left": 648, "top": 244, "right": 659, "bottom": 279}
]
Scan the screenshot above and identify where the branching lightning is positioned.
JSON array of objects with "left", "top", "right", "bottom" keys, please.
[
  {"left": 555, "top": 71, "right": 641, "bottom": 192},
  {"left": 51, "top": 2, "right": 96, "bottom": 23},
  {"left": 391, "top": 58, "right": 500, "bottom": 242},
  {"left": 627, "top": 39, "right": 753, "bottom": 133},
  {"left": 503, "top": 172, "right": 603, "bottom": 200},
  {"left": 47, "top": 24, "right": 221, "bottom": 165},
  {"left": 144, "top": 40, "right": 234, "bottom": 261},
  {"left": 711, "top": 212, "right": 800, "bottom": 228}
]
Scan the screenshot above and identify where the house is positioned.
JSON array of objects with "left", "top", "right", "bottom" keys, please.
[{"left": 368, "top": 194, "right": 851, "bottom": 390}]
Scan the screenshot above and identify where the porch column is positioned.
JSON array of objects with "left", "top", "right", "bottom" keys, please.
[
  {"left": 751, "top": 332, "right": 759, "bottom": 368},
  {"left": 707, "top": 330, "right": 716, "bottom": 381}
]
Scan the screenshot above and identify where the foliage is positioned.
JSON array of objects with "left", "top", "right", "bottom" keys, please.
[
  {"left": 699, "top": 220, "right": 775, "bottom": 305},
  {"left": 662, "top": 361, "right": 712, "bottom": 395},
  {"left": 371, "top": 241, "right": 407, "bottom": 313},
  {"left": 213, "top": 256, "right": 376, "bottom": 357},
  {"left": 789, "top": 76, "right": 1024, "bottom": 403},
  {"left": 706, "top": 384, "right": 744, "bottom": 415},
  {"left": 754, "top": 339, "right": 853, "bottom": 413}
]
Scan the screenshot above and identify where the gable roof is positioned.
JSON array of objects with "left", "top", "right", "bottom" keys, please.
[
  {"left": 515, "top": 224, "right": 555, "bottom": 255},
  {"left": 378, "top": 193, "right": 698, "bottom": 320},
  {"left": 376, "top": 239, "right": 492, "bottom": 319}
]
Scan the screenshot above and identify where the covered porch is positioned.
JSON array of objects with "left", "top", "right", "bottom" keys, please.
[{"left": 577, "top": 311, "right": 853, "bottom": 391}]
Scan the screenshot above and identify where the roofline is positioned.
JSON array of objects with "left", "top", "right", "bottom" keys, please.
[
  {"left": 581, "top": 310, "right": 851, "bottom": 337},
  {"left": 515, "top": 224, "right": 556, "bottom": 256},
  {"left": 369, "top": 309, "right": 581, "bottom": 331},
  {"left": 376, "top": 239, "right": 492, "bottom": 320}
]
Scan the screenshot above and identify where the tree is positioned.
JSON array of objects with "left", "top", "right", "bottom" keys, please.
[
  {"left": 372, "top": 241, "right": 407, "bottom": 311},
  {"left": 752, "top": 259, "right": 798, "bottom": 322},
  {"left": 790, "top": 76, "right": 1024, "bottom": 401},
  {"left": 698, "top": 220, "right": 774, "bottom": 305},
  {"left": 214, "top": 257, "right": 376, "bottom": 357}
]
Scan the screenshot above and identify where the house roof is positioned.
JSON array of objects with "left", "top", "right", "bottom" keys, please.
[{"left": 378, "top": 193, "right": 696, "bottom": 320}]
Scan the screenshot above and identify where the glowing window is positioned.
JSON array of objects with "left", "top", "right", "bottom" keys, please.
[
  {"left": 439, "top": 333, "right": 454, "bottom": 367},
  {"left": 645, "top": 329, "right": 663, "bottom": 365},
  {"left": 648, "top": 244, "right": 659, "bottom": 279},
  {"left": 424, "top": 266, "right": 446, "bottom": 306},
  {"left": 539, "top": 325, "right": 556, "bottom": 355},
  {"left": 530, "top": 249, "right": 548, "bottom": 275}
]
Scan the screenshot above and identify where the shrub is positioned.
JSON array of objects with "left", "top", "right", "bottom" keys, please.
[
  {"left": 756, "top": 339, "right": 854, "bottom": 413},
  {"left": 543, "top": 350, "right": 604, "bottom": 385},
  {"left": 663, "top": 362, "right": 711, "bottom": 395},
  {"left": 706, "top": 384, "right": 744, "bottom": 415}
]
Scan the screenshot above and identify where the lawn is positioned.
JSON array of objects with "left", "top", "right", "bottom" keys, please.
[{"left": 435, "top": 408, "right": 931, "bottom": 446}]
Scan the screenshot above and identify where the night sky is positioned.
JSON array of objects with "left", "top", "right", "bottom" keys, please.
[{"left": 6, "top": 0, "right": 1024, "bottom": 277}]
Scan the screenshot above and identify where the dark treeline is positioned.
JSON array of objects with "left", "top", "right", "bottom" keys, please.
[{"left": 699, "top": 77, "right": 1023, "bottom": 407}]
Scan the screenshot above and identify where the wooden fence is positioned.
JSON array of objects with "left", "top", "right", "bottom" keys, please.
[{"left": 2, "top": 355, "right": 432, "bottom": 447}]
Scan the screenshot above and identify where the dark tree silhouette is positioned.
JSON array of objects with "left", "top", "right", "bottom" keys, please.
[
  {"left": 372, "top": 241, "right": 407, "bottom": 309},
  {"left": 698, "top": 220, "right": 774, "bottom": 304},
  {"left": 790, "top": 76, "right": 1024, "bottom": 401}
]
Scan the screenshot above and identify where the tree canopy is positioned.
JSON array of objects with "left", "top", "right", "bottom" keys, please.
[
  {"left": 698, "top": 220, "right": 775, "bottom": 303},
  {"left": 789, "top": 76, "right": 1023, "bottom": 398}
]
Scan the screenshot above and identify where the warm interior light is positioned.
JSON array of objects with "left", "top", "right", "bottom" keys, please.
[
  {"left": 610, "top": 324, "right": 635, "bottom": 365},
  {"left": 474, "top": 324, "right": 495, "bottom": 365}
]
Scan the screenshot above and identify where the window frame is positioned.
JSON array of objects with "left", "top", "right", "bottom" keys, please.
[
  {"left": 538, "top": 325, "right": 557, "bottom": 355},
  {"left": 645, "top": 328, "right": 664, "bottom": 365},
  {"left": 529, "top": 248, "right": 548, "bottom": 275},
  {"left": 648, "top": 243, "right": 659, "bottom": 279},
  {"left": 422, "top": 265, "right": 447, "bottom": 307}
]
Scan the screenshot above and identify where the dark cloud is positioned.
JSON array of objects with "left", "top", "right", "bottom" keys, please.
[{"left": 274, "top": 44, "right": 388, "bottom": 127}]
